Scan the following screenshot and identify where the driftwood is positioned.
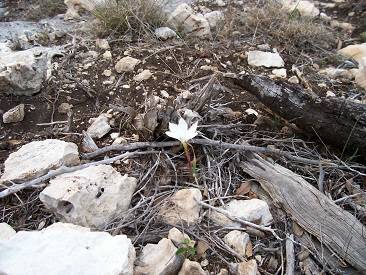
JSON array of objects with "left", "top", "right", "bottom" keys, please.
[
  {"left": 234, "top": 75, "right": 366, "bottom": 156},
  {"left": 239, "top": 152, "right": 366, "bottom": 272}
]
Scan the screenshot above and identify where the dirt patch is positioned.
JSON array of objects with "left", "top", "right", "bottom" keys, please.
[{"left": 1, "top": 0, "right": 366, "bottom": 274}]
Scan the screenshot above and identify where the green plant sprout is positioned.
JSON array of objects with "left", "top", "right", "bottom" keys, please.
[{"left": 176, "top": 238, "right": 197, "bottom": 256}]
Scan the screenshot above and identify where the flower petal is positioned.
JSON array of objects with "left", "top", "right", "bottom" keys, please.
[
  {"left": 186, "top": 121, "right": 198, "bottom": 141},
  {"left": 166, "top": 122, "right": 180, "bottom": 140}
]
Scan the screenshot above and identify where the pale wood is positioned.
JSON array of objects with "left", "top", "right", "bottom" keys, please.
[{"left": 239, "top": 152, "right": 366, "bottom": 271}]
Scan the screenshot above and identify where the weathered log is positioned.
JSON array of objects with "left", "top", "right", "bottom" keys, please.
[
  {"left": 239, "top": 152, "right": 366, "bottom": 272},
  {"left": 234, "top": 75, "right": 366, "bottom": 156}
]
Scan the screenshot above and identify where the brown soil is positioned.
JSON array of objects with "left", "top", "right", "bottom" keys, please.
[{"left": 0, "top": 0, "right": 365, "bottom": 274}]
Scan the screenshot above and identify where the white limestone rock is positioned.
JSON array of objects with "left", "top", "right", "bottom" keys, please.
[
  {"left": 0, "top": 139, "right": 80, "bottom": 183},
  {"left": 135, "top": 238, "right": 177, "bottom": 275},
  {"left": 211, "top": 199, "right": 273, "bottom": 227},
  {"left": 272, "top": 68, "right": 287, "bottom": 78},
  {"left": 63, "top": 0, "right": 115, "bottom": 19},
  {"left": 133, "top": 69, "right": 153, "bottom": 82},
  {"left": 283, "top": 0, "right": 319, "bottom": 17},
  {"left": 204, "top": 10, "right": 224, "bottom": 28},
  {"left": 168, "top": 227, "right": 195, "bottom": 248},
  {"left": 39, "top": 165, "right": 136, "bottom": 229},
  {"left": 237, "top": 259, "right": 258, "bottom": 275},
  {"left": 87, "top": 114, "right": 111, "bottom": 139},
  {"left": 167, "top": 4, "right": 212, "bottom": 38},
  {"left": 0, "top": 47, "right": 52, "bottom": 95},
  {"left": 178, "top": 259, "right": 206, "bottom": 275},
  {"left": 0, "top": 223, "right": 16, "bottom": 240},
  {"left": 160, "top": 188, "right": 202, "bottom": 226},
  {"left": 248, "top": 51, "right": 284, "bottom": 68},
  {"left": 155, "top": 27, "right": 178, "bottom": 40},
  {"left": 320, "top": 67, "right": 353, "bottom": 80},
  {"left": 0, "top": 222, "right": 135, "bottom": 275},
  {"left": 338, "top": 43, "right": 366, "bottom": 64},
  {"left": 96, "top": 38, "right": 110, "bottom": 49},
  {"left": 224, "top": 230, "right": 250, "bottom": 257},
  {"left": 115, "top": 56, "right": 141, "bottom": 73},
  {"left": 2, "top": 104, "right": 25, "bottom": 123},
  {"left": 354, "top": 57, "right": 366, "bottom": 89}
]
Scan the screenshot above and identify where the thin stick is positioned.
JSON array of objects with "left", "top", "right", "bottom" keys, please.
[
  {"left": 82, "top": 138, "right": 336, "bottom": 167},
  {"left": 286, "top": 234, "right": 295, "bottom": 275},
  {"left": 0, "top": 151, "right": 159, "bottom": 199}
]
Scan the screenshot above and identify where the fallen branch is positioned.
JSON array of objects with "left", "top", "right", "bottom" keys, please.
[
  {"left": 0, "top": 151, "right": 159, "bottom": 199},
  {"left": 83, "top": 138, "right": 336, "bottom": 166},
  {"left": 239, "top": 151, "right": 366, "bottom": 271}
]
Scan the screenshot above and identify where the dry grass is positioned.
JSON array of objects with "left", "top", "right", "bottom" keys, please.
[
  {"left": 92, "top": 0, "right": 168, "bottom": 37},
  {"left": 236, "top": 1, "right": 337, "bottom": 52}
]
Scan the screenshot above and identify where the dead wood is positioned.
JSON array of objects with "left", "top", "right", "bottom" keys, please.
[
  {"left": 234, "top": 75, "right": 366, "bottom": 156},
  {"left": 239, "top": 152, "right": 366, "bottom": 271}
]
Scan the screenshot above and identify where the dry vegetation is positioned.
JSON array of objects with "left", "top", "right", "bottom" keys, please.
[{"left": 1, "top": 0, "right": 366, "bottom": 274}]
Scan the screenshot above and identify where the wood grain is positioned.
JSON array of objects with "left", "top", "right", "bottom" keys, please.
[{"left": 239, "top": 152, "right": 366, "bottom": 271}]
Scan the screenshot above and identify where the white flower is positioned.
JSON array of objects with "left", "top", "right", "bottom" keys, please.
[{"left": 166, "top": 118, "right": 198, "bottom": 143}]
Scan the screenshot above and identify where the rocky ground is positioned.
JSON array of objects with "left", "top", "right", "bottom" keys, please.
[{"left": 0, "top": 0, "right": 365, "bottom": 274}]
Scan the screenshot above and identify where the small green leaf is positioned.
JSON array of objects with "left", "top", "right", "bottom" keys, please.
[
  {"left": 181, "top": 238, "right": 190, "bottom": 246},
  {"left": 187, "top": 246, "right": 197, "bottom": 255},
  {"left": 176, "top": 247, "right": 187, "bottom": 256}
]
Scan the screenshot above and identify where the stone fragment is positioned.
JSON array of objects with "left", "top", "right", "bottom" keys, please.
[
  {"left": 338, "top": 43, "right": 366, "bottom": 64},
  {"left": 210, "top": 199, "right": 273, "bottom": 227},
  {"left": 0, "top": 139, "right": 79, "bottom": 183},
  {"left": 167, "top": 4, "right": 211, "bottom": 38},
  {"left": 0, "top": 222, "right": 135, "bottom": 275},
  {"left": 160, "top": 188, "right": 202, "bottom": 225},
  {"left": 87, "top": 114, "right": 111, "bottom": 139},
  {"left": 224, "top": 230, "right": 250, "bottom": 257},
  {"left": 272, "top": 68, "right": 287, "bottom": 78},
  {"left": 283, "top": 0, "right": 319, "bottom": 17},
  {"left": 0, "top": 47, "right": 52, "bottom": 95},
  {"left": 95, "top": 38, "right": 109, "bottom": 49},
  {"left": 320, "top": 67, "right": 353, "bottom": 79},
  {"left": 326, "top": 91, "right": 336, "bottom": 97},
  {"left": 204, "top": 10, "right": 224, "bottom": 28},
  {"left": 58, "top": 102, "right": 73, "bottom": 114},
  {"left": 135, "top": 238, "right": 177, "bottom": 275},
  {"left": 133, "top": 69, "right": 153, "bottom": 81},
  {"left": 0, "top": 223, "right": 16, "bottom": 240},
  {"left": 39, "top": 165, "right": 136, "bottom": 229},
  {"left": 354, "top": 57, "right": 366, "bottom": 89},
  {"left": 237, "top": 259, "right": 258, "bottom": 275},
  {"left": 63, "top": 0, "right": 116, "bottom": 19},
  {"left": 103, "top": 50, "right": 112, "bottom": 59},
  {"left": 330, "top": 20, "right": 356, "bottom": 32},
  {"left": 103, "top": 69, "right": 112, "bottom": 76},
  {"left": 288, "top": 76, "right": 299, "bottom": 84},
  {"left": 248, "top": 51, "right": 284, "bottom": 68},
  {"left": 155, "top": 27, "right": 178, "bottom": 40},
  {"left": 115, "top": 56, "right": 140, "bottom": 73},
  {"left": 178, "top": 259, "right": 206, "bottom": 275},
  {"left": 2, "top": 104, "right": 25, "bottom": 123},
  {"left": 168, "top": 227, "right": 195, "bottom": 248}
]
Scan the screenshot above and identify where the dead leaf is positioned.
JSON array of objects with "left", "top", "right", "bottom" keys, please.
[
  {"left": 236, "top": 180, "right": 252, "bottom": 196},
  {"left": 293, "top": 221, "right": 304, "bottom": 236},
  {"left": 196, "top": 240, "right": 209, "bottom": 260},
  {"left": 245, "top": 241, "right": 253, "bottom": 257},
  {"left": 249, "top": 191, "right": 258, "bottom": 199}
]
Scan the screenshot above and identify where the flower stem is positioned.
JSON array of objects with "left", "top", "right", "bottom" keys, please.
[{"left": 182, "top": 142, "right": 193, "bottom": 178}]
